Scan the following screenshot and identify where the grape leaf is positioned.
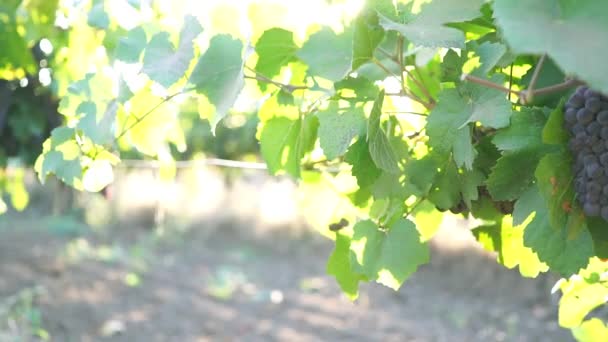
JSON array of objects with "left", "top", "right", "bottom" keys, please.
[
  {"left": 493, "top": 108, "right": 547, "bottom": 152},
  {"left": 560, "top": 284, "right": 608, "bottom": 329},
  {"left": 521, "top": 187, "right": 593, "bottom": 276},
  {"left": 404, "top": 152, "right": 444, "bottom": 196},
  {"left": 474, "top": 41, "right": 507, "bottom": 75},
  {"left": 441, "top": 49, "right": 466, "bottom": 82},
  {"left": 494, "top": 0, "right": 608, "bottom": 94},
  {"left": 333, "top": 76, "right": 379, "bottom": 102},
  {"left": 349, "top": 219, "right": 429, "bottom": 290},
  {"left": 542, "top": 100, "right": 569, "bottom": 145},
  {"left": 367, "top": 91, "right": 400, "bottom": 173},
  {"left": 427, "top": 160, "right": 460, "bottom": 210},
  {"left": 572, "top": 319, "right": 608, "bottom": 342},
  {"left": 115, "top": 27, "right": 147, "bottom": 63},
  {"left": 327, "top": 231, "right": 366, "bottom": 300},
  {"left": 413, "top": 201, "right": 443, "bottom": 241},
  {"left": 317, "top": 105, "right": 366, "bottom": 160},
  {"left": 379, "top": 0, "right": 485, "bottom": 48},
  {"left": 254, "top": 28, "right": 298, "bottom": 89},
  {"left": 535, "top": 152, "right": 576, "bottom": 230},
  {"left": 297, "top": 27, "right": 353, "bottom": 81},
  {"left": 143, "top": 16, "right": 203, "bottom": 88},
  {"left": 76, "top": 100, "right": 117, "bottom": 145},
  {"left": 88, "top": 0, "right": 109, "bottom": 29},
  {"left": 486, "top": 149, "right": 546, "bottom": 201},
  {"left": 472, "top": 216, "right": 548, "bottom": 278},
  {"left": 352, "top": 10, "right": 385, "bottom": 70},
  {"left": 345, "top": 137, "right": 382, "bottom": 189},
  {"left": 426, "top": 89, "right": 474, "bottom": 169},
  {"left": 190, "top": 35, "right": 245, "bottom": 132},
  {"left": 259, "top": 115, "right": 317, "bottom": 179}
]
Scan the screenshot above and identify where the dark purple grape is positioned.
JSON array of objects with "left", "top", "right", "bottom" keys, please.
[
  {"left": 600, "top": 153, "right": 608, "bottom": 166},
  {"left": 585, "top": 88, "right": 600, "bottom": 98},
  {"left": 598, "top": 110, "right": 608, "bottom": 125},
  {"left": 586, "top": 98, "right": 602, "bottom": 113},
  {"left": 573, "top": 124, "right": 586, "bottom": 134},
  {"left": 592, "top": 143, "right": 605, "bottom": 154},
  {"left": 568, "top": 94, "right": 585, "bottom": 108},
  {"left": 565, "top": 108, "right": 578, "bottom": 124},
  {"left": 587, "top": 121, "right": 602, "bottom": 135},
  {"left": 587, "top": 163, "right": 602, "bottom": 178},
  {"left": 584, "top": 155, "right": 599, "bottom": 165},
  {"left": 577, "top": 108, "right": 595, "bottom": 124},
  {"left": 576, "top": 86, "right": 588, "bottom": 97}
]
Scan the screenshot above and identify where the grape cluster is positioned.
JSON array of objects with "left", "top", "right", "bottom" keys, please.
[{"left": 565, "top": 86, "right": 608, "bottom": 220}]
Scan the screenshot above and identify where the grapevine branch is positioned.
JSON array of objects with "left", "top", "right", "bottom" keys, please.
[
  {"left": 244, "top": 66, "right": 307, "bottom": 93},
  {"left": 461, "top": 73, "right": 584, "bottom": 104},
  {"left": 377, "top": 46, "right": 436, "bottom": 106},
  {"left": 524, "top": 54, "right": 547, "bottom": 103},
  {"left": 116, "top": 89, "right": 189, "bottom": 141}
]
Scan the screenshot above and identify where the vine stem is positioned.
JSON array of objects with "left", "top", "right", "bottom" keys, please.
[
  {"left": 384, "top": 111, "right": 427, "bottom": 116},
  {"left": 377, "top": 46, "right": 435, "bottom": 106},
  {"left": 403, "top": 197, "right": 425, "bottom": 219},
  {"left": 244, "top": 66, "right": 307, "bottom": 92},
  {"left": 523, "top": 54, "right": 546, "bottom": 104},
  {"left": 461, "top": 74, "right": 519, "bottom": 95},
  {"left": 116, "top": 89, "right": 188, "bottom": 142}
]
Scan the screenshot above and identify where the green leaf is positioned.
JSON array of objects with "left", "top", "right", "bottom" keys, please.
[
  {"left": 572, "top": 318, "right": 608, "bottom": 342},
  {"left": 426, "top": 89, "right": 474, "bottom": 169},
  {"left": 413, "top": 201, "right": 443, "bottom": 241},
  {"left": 404, "top": 152, "right": 443, "bottom": 196},
  {"left": 474, "top": 41, "right": 507, "bottom": 75},
  {"left": 352, "top": 10, "right": 385, "bottom": 70},
  {"left": 494, "top": 0, "right": 608, "bottom": 94},
  {"left": 427, "top": 161, "right": 460, "bottom": 210},
  {"left": 350, "top": 219, "right": 429, "bottom": 290},
  {"left": 345, "top": 137, "right": 382, "bottom": 189},
  {"left": 472, "top": 216, "right": 548, "bottom": 278},
  {"left": 379, "top": 0, "right": 485, "bottom": 48},
  {"left": 327, "top": 231, "right": 366, "bottom": 300},
  {"left": 441, "top": 49, "right": 467, "bottom": 82},
  {"left": 543, "top": 100, "right": 569, "bottom": 145},
  {"left": 460, "top": 80, "right": 513, "bottom": 129},
  {"left": 88, "top": 0, "right": 109, "bottom": 29},
  {"left": 76, "top": 101, "right": 117, "bottom": 145},
  {"left": 333, "top": 76, "right": 379, "bottom": 102},
  {"left": 190, "top": 34, "right": 244, "bottom": 132},
  {"left": 143, "top": 16, "right": 202, "bottom": 88},
  {"left": 367, "top": 91, "right": 400, "bottom": 173},
  {"left": 493, "top": 108, "right": 547, "bottom": 152},
  {"left": 535, "top": 152, "right": 576, "bottom": 230},
  {"left": 254, "top": 28, "right": 299, "bottom": 89},
  {"left": 522, "top": 187, "right": 593, "bottom": 276},
  {"left": 487, "top": 149, "right": 546, "bottom": 201},
  {"left": 317, "top": 105, "right": 366, "bottom": 160},
  {"left": 560, "top": 284, "right": 608, "bottom": 329},
  {"left": 115, "top": 27, "right": 147, "bottom": 63},
  {"left": 297, "top": 27, "right": 353, "bottom": 81},
  {"left": 259, "top": 115, "right": 316, "bottom": 179}
]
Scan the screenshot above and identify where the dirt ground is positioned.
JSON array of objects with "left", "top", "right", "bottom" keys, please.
[
  {"left": 0, "top": 216, "right": 572, "bottom": 342},
  {"left": 0, "top": 169, "right": 575, "bottom": 341}
]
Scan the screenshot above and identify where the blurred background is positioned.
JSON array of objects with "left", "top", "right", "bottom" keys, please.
[{"left": 0, "top": 0, "right": 573, "bottom": 341}]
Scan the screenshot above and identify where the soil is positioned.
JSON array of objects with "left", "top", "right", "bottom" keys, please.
[{"left": 0, "top": 215, "right": 573, "bottom": 342}]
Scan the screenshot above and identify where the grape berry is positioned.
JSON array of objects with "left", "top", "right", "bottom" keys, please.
[{"left": 565, "top": 86, "right": 608, "bottom": 220}]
